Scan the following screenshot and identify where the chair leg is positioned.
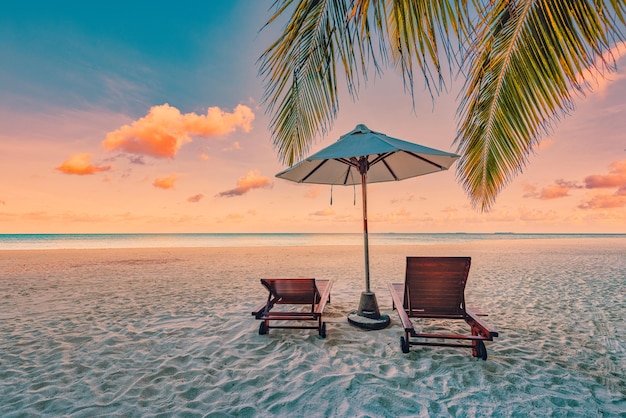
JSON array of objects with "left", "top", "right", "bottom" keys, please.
[
  {"left": 478, "top": 341, "right": 487, "bottom": 360},
  {"left": 320, "top": 322, "right": 327, "bottom": 338},
  {"left": 470, "top": 326, "right": 488, "bottom": 360},
  {"left": 471, "top": 326, "right": 478, "bottom": 357},
  {"left": 401, "top": 331, "right": 410, "bottom": 353}
]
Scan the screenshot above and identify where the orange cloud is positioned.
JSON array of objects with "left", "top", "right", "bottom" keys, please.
[
  {"left": 390, "top": 195, "right": 420, "bottom": 204},
  {"left": 384, "top": 207, "right": 411, "bottom": 221},
  {"left": 102, "top": 103, "right": 254, "bottom": 159},
  {"left": 311, "top": 207, "right": 335, "bottom": 216},
  {"left": 187, "top": 193, "right": 204, "bottom": 203},
  {"left": 56, "top": 153, "right": 111, "bottom": 175},
  {"left": 305, "top": 186, "right": 322, "bottom": 199},
  {"left": 584, "top": 160, "right": 626, "bottom": 188},
  {"left": 538, "top": 184, "right": 571, "bottom": 200},
  {"left": 216, "top": 170, "right": 272, "bottom": 197},
  {"left": 217, "top": 213, "right": 245, "bottom": 223},
  {"left": 153, "top": 174, "right": 178, "bottom": 190}
]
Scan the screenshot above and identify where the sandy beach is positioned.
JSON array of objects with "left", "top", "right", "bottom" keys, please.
[{"left": 1, "top": 239, "right": 624, "bottom": 416}]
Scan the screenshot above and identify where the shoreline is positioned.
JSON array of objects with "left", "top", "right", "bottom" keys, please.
[{"left": 1, "top": 233, "right": 625, "bottom": 252}]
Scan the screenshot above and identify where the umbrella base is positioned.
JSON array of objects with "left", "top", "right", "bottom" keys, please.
[{"left": 347, "top": 292, "right": 390, "bottom": 330}]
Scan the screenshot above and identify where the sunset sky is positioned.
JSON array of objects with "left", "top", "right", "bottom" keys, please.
[{"left": 1, "top": 2, "right": 626, "bottom": 234}]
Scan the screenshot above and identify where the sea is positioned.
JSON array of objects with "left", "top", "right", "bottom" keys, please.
[{"left": 1, "top": 232, "right": 624, "bottom": 250}]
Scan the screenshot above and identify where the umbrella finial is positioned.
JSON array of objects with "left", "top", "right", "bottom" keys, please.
[{"left": 355, "top": 124, "right": 370, "bottom": 133}]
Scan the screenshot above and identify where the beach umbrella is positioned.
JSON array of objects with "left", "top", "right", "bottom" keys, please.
[{"left": 276, "top": 124, "right": 460, "bottom": 329}]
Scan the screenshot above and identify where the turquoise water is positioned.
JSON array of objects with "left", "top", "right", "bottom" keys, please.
[{"left": 1, "top": 233, "right": 624, "bottom": 250}]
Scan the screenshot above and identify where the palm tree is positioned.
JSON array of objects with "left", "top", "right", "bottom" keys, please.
[{"left": 258, "top": 0, "right": 626, "bottom": 211}]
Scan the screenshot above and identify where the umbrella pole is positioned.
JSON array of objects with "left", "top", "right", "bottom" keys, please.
[
  {"left": 347, "top": 170, "right": 390, "bottom": 330},
  {"left": 362, "top": 172, "right": 371, "bottom": 293}
]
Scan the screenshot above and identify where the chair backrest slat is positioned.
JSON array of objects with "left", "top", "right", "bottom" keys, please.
[
  {"left": 404, "top": 257, "right": 470, "bottom": 317},
  {"left": 261, "top": 278, "right": 319, "bottom": 304}
]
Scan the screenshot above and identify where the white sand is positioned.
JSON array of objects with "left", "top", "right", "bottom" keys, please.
[{"left": 1, "top": 239, "right": 624, "bottom": 417}]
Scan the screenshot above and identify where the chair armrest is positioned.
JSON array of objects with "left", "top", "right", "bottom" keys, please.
[
  {"left": 388, "top": 282, "right": 413, "bottom": 332},
  {"left": 252, "top": 301, "right": 268, "bottom": 317},
  {"left": 314, "top": 280, "right": 332, "bottom": 314},
  {"left": 466, "top": 308, "right": 499, "bottom": 339}
]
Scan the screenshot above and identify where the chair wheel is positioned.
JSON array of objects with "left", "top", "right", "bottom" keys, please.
[
  {"left": 320, "top": 322, "right": 327, "bottom": 338},
  {"left": 400, "top": 336, "right": 409, "bottom": 353},
  {"left": 259, "top": 322, "right": 267, "bottom": 335},
  {"left": 477, "top": 340, "right": 487, "bottom": 360}
]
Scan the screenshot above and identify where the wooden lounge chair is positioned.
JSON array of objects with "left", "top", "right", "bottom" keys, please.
[
  {"left": 252, "top": 278, "right": 332, "bottom": 338},
  {"left": 388, "top": 257, "right": 498, "bottom": 360}
]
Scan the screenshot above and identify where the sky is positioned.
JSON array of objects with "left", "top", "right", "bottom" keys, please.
[{"left": 1, "top": 2, "right": 626, "bottom": 234}]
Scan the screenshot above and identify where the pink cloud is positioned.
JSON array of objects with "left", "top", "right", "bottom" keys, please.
[
  {"left": 102, "top": 103, "right": 254, "bottom": 159},
  {"left": 153, "top": 174, "right": 178, "bottom": 190},
  {"left": 584, "top": 160, "right": 626, "bottom": 188},
  {"left": 578, "top": 193, "right": 626, "bottom": 209},
  {"left": 386, "top": 207, "right": 411, "bottom": 221},
  {"left": 577, "top": 41, "right": 626, "bottom": 96},
  {"left": 187, "top": 193, "right": 204, "bottom": 203},
  {"left": 523, "top": 180, "right": 582, "bottom": 200},
  {"left": 56, "top": 153, "right": 111, "bottom": 175},
  {"left": 539, "top": 184, "right": 571, "bottom": 200},
  {"left": 216, "top": 170, "right": 272, "bottom": 197},
  {"left": 579, "top": 162, "right": 626, "bottom": 209},
  {"left": 519, "top": 207, "right": 559, "bottom": 222},
  {"left": 222, "top": 141, "right": 242, "bottom": 152}
]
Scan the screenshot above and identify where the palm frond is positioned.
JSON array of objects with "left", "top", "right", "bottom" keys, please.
[
  {"left": 385, "top": 0, "right": 474, "bottom": 97},
  {"left": 258, "top": 0, "right": 361, "bottom": 165},
  {"left": 456, "top": 0, "right": 626, "bottom": 212},
  {"left": 259, "top": 0, "right": 471, "bottom": 165}
]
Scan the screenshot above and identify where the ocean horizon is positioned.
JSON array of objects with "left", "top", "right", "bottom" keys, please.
[{"left": 1, "top": 232, "right": 625, "bottom": 250}]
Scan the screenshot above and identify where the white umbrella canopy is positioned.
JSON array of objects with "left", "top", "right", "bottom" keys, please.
[
  {"left": 276, "top": 124, "right": 460, "bottom": 329},
  {"left": 276, "top": 124, "right": 459, "bottom": 185}
]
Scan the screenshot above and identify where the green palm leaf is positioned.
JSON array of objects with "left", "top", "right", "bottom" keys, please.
[
  {"left": 457, "top": 0, "right": 626, "bottom": 211},
  {"left": 259, "top": 0, "right": 466, "bottom": 165},
  {"left": 258, "top": 0, "right": 358, "bottom": 165}
]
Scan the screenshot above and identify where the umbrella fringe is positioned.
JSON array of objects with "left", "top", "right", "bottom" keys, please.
[{"left": 327, "top": 184, "right": 357, "bottom": 206}]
